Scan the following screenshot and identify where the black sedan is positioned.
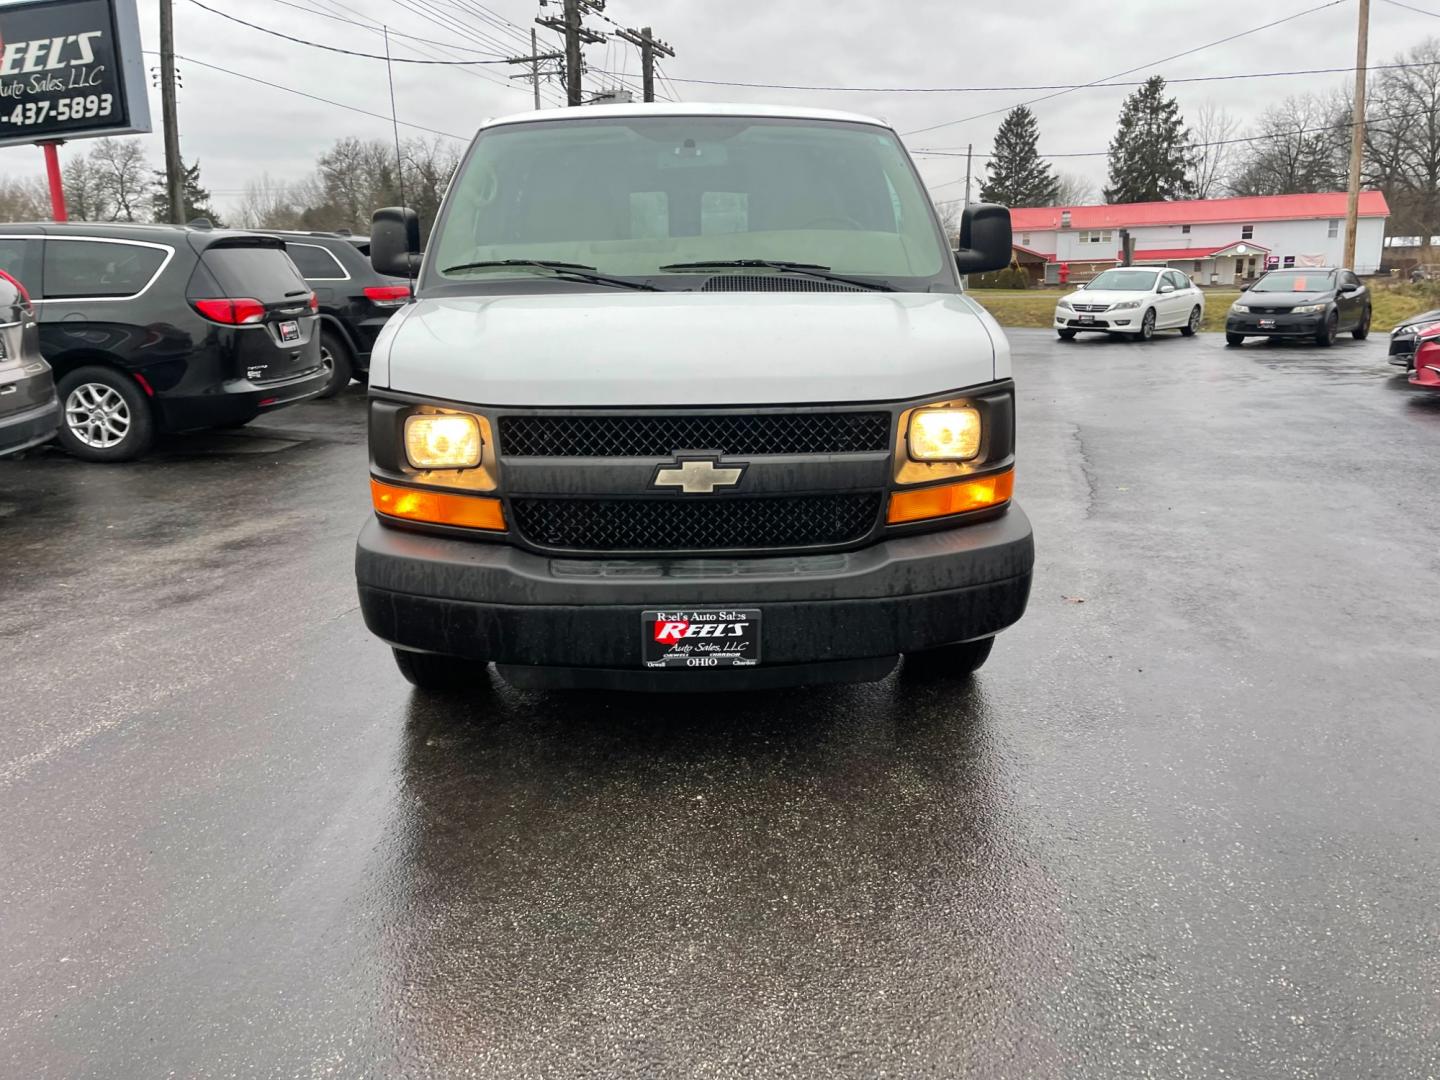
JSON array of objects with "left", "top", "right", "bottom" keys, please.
[
  {"left": 0, "top": 270, "right": 57, "bottom": 458},
  {"left": 1387, "top": 307, "right": 1440, "bottom": 371},
  {"left": 1225, "top": 267, "right": 1372, "bottom": 347}
]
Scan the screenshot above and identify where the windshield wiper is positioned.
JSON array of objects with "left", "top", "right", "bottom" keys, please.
[
  {"left": 658, "top": 259, "right": 895, "bottom": 292},
  {"left": 441, "top": 259, "right": 659, "bottom": 291}
]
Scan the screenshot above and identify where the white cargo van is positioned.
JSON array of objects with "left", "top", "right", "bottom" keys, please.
[{"left": 355, "top": 103, "right": 1033, "bottom": 691}]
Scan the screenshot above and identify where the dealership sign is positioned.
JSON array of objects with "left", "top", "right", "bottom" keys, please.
[{"left": 0, "top": 0, "right": 150, "bottom": 149}]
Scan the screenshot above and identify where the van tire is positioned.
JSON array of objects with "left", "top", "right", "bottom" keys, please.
[
  {"left": 316, "top": 330, "right": 353, "bottom": 398},
  {"left": 55, "top": 365, "right": 155, "bottom": 463},
  {"left": 903, "top": 637, "right": 994, "bottom": 680},
  {"left": 392, "top": 648, "right": 490, "bottom": 692}
]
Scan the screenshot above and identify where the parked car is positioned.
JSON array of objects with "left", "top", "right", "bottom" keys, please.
[
  {"left": 1053, "top": 267, "right": 1204, "bottom": 340},
  {"left": 266, "top": 231, "right": 411, "bottom": 396},
  {"left": 1387, "top": 307, "right": 1440, "bottom": 371},
  {"left": 354, "top": 102, "right": 1033, "bottom": 693},
  {"left": 0, "top": 222, "right": 327, "bottom": 462},
  {"left": 0, "top": 269, "right": 58, "bottom": 458},
  {"left": 1224, "top": 267, "right": 1371, "bottom": 347}
]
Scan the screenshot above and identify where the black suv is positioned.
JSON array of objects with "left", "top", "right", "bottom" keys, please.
[
  {"left": 265, "top": 231, "right": 410, "bottom": 396},
  {"left": 0, "top": 222, "right": 326, "bottom": 462}
]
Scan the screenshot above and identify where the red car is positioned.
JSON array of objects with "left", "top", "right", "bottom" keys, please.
[{"left": 1411, "top": 326, "right": 1440, "bottom": 389}]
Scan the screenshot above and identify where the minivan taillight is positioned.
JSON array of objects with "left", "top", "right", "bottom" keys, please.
[
  {"left": 364, "top": 284, "right": 411, "bottom": 308},
  {"left": 193, "top": 298, "right": 267, "bottom": 325}
]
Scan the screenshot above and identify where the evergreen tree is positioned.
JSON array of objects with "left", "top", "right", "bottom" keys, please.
[
  {"left": 151, "top": 159, "right": 223, "bottom": 226},
  {"left": 1104, "top": 76, "right": 1193, "bottom": 203},
  {"left": 980, "top": 106, "right": 1059, "bottom": 207}
]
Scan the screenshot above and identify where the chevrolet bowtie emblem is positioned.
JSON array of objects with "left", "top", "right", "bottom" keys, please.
[{"left": 652, "top": 457, "right": 746, "bottom": 494}]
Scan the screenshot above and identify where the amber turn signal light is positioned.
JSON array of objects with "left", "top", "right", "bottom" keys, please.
[
  {"left": 886, "top": 470, "right": 1014, "bottom": 525},
  {"left": 370, "top": 479, "right": 505, "bottom": 531}
]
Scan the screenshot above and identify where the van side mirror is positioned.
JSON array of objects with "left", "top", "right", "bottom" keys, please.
[
  {"left": 372, "top": 206, "right": 422, "bottom": 277},
  {"left": 953, "top": 203, "right": 1013, "bottom": 275}
]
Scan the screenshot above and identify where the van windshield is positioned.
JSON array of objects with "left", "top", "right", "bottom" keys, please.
[{"left": 428, "top": 115, "right": 950, "bottom": 291}]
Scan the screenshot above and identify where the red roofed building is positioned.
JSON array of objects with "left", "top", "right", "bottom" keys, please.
[{"left": 1006, "top": 191, "right": 1389, "bottom": 285}]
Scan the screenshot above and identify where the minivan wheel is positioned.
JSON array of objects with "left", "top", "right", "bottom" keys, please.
[
  {"left": 903, "top": 637, "right": 995, "bottom": 680},
  {"left": 316, "top": 330, "right": 353, "bottom": 398},
  {"left": 55, "top": 366, "right": 155, "bottom": 462},
  {"left": 392, "top": 648, "right": 490, "bottom": 692},
  {"left": 1180, "top": 306, "right": 1202, "bottom": 336},
  {"left": 1316, "top": 310, "right": 1339, "bottom": 347},
  {"left": 1353, "top": 306, "right": 1371, "bottom": 340},
  {"left": 1139, "top": 308, "right": 1156, "bottom": 340}
]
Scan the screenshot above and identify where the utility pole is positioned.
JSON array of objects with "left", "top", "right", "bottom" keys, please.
[
  {"left": 506, "top": 28, "right": 564, "bottom": 109},
  {"left": 159, "top": 0, "right": 185, "bottom": 224},
  {"left": 617, "top": 25, "right": 674, "bottom": 103},
  {"left": 538, "top": 0, "right": 606, "bottom": 107},
  {"left": 1343, "top": 0, "right": 1370, "bottom": 271},
  {"left": 963, "top": 144, "right": 973, "bottom": 207}
]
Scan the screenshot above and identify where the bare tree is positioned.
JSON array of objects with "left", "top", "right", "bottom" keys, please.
[
  {"left": 1189, "top": 101, "right": 1238, "bottom": 198},
  {"left": 1228, "top": 94, "right": 1349, "bottom": 196},
  {"left": 934, "top": 200, "right": 962, "bottom": 239},
  {"left": 0, "top": 176, "right": 52, "bottom": 220},
  {"left": 1053, "top": 172, "right": 1096, "bottom": 206},
  {"left": 89, "top": 137, "right": 154, "bottom": 221},
  {"left": 62, "top": 153, "right": 111, "bottom": 222},
  {"left": 1365, "top": 39, "right": 1440, "bottom": 257},
  {"left": 234, "top": 174, "right": 306, "bottom": 230}
]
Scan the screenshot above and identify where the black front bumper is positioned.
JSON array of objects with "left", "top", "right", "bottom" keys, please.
[
  {"left": 1226, "top": 313, "right": 1324, "bottom": 337},
  {"left": 356, "top": 507, "right": 1034, "bottom": 686},
  {"left": 0, "top": 397, "right": 59, "bottom": 457}
]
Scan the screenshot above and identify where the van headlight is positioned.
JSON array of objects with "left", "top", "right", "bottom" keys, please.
[
  {"left": 405, "top": 412, "right": 483, "bottom": 469},
  {"left": 908, "top": 405, "right": 982, "bottom": 462}
]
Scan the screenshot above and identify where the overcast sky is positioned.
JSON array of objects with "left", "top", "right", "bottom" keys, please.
[{"left": 1, "top": 0, "right": 1438, "bottom": 217}]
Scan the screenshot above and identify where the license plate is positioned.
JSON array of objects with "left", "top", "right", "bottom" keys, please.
[
  {"left": 278, "top": 320, "right": 301, "bottom": 342},
  {"left": 643, "top": 608, "right": 761, "bottom": 669},
  {"left": 1259, "top": 318, "right": 1276, "bottom": 329},
  {"left": 1078, "top": 314, "right": 1095, "bottom": 324}
]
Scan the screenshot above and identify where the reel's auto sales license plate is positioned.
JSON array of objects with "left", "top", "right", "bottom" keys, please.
[{"left": 643, "top": 609, "right": 761, "bottom": 669}]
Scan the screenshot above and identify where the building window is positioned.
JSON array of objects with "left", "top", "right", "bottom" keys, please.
[
  {"left": 1242, "top": 224, "right": 1255, "bottom": 240},
  {"left": 1193, "top": 261, "right": 1202, "bottom": 272},
  {"left": 1021, "top": 233, "right": 1031, "bottom": 246},
  {"left": 1182, "top": 225, "right": 1191, "bottom": 235},
  {"left": 1328, "top": 218, "right": 1339, "bottom": 238},
  {"left": 1078, "top": 230, "right": 1113, "bottom": 244}
]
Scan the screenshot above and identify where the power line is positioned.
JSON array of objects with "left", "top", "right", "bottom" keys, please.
[
  {"left": 1378, "top": 0, "right": 1440, "bottom": 15},
  {"left": 257, "top": 0, "right": 503, "bottom": 52},
  {"left": 922, "top": 102, "right": 1440, "bottom": 194},
  {"left": 902, "top": 0, "right": 1350, "bottom": 136},
  {"left": 184, "top": 0, "right": 515, "bottom": 62},
  {"left": 143, "top": 49, "right": 467, "bottom": 139},
  {"left": 587, "top": 58, "right": 1440, "bottom": 94}
]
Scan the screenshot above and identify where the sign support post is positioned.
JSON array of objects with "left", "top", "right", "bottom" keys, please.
[{"left": 39, "top": 141, "right": 68, "bottom": 222}]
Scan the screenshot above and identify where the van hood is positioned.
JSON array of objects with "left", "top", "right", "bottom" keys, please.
[{"left": 372, "top": 291, "right": 1005, "bottom": 406}]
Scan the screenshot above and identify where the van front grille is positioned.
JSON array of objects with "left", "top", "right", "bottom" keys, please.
[
  {"left": 510, "top": 493, "right": 882, "bottom": 553},
  {"left": 499, "top": 412, "right": 891, "bottom": 458}
]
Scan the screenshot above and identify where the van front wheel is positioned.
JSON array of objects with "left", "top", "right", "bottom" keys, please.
[
  {"left": 392, "top": 648, "right": 490, "bottom": 692},
  {"left": 903, "top": 637, "right": 994, "bottom": 680}
]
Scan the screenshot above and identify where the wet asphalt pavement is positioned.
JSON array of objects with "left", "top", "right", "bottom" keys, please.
[{"left": 1, "top": 329, "right": 1438, "bottom": 1078}]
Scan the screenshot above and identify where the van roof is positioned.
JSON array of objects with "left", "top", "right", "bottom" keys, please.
[{"left": 480, "top": 101, "right": 892, "bottom": 131}]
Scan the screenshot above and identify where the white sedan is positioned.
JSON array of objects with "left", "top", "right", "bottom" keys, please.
[{"left": 1054, "top": 267, "right": 1205, "bottom": 341}]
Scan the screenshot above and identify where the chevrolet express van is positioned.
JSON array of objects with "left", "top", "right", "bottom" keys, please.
[{"left": 355, "top": 104, "right": 1034, "bottom": 692}]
